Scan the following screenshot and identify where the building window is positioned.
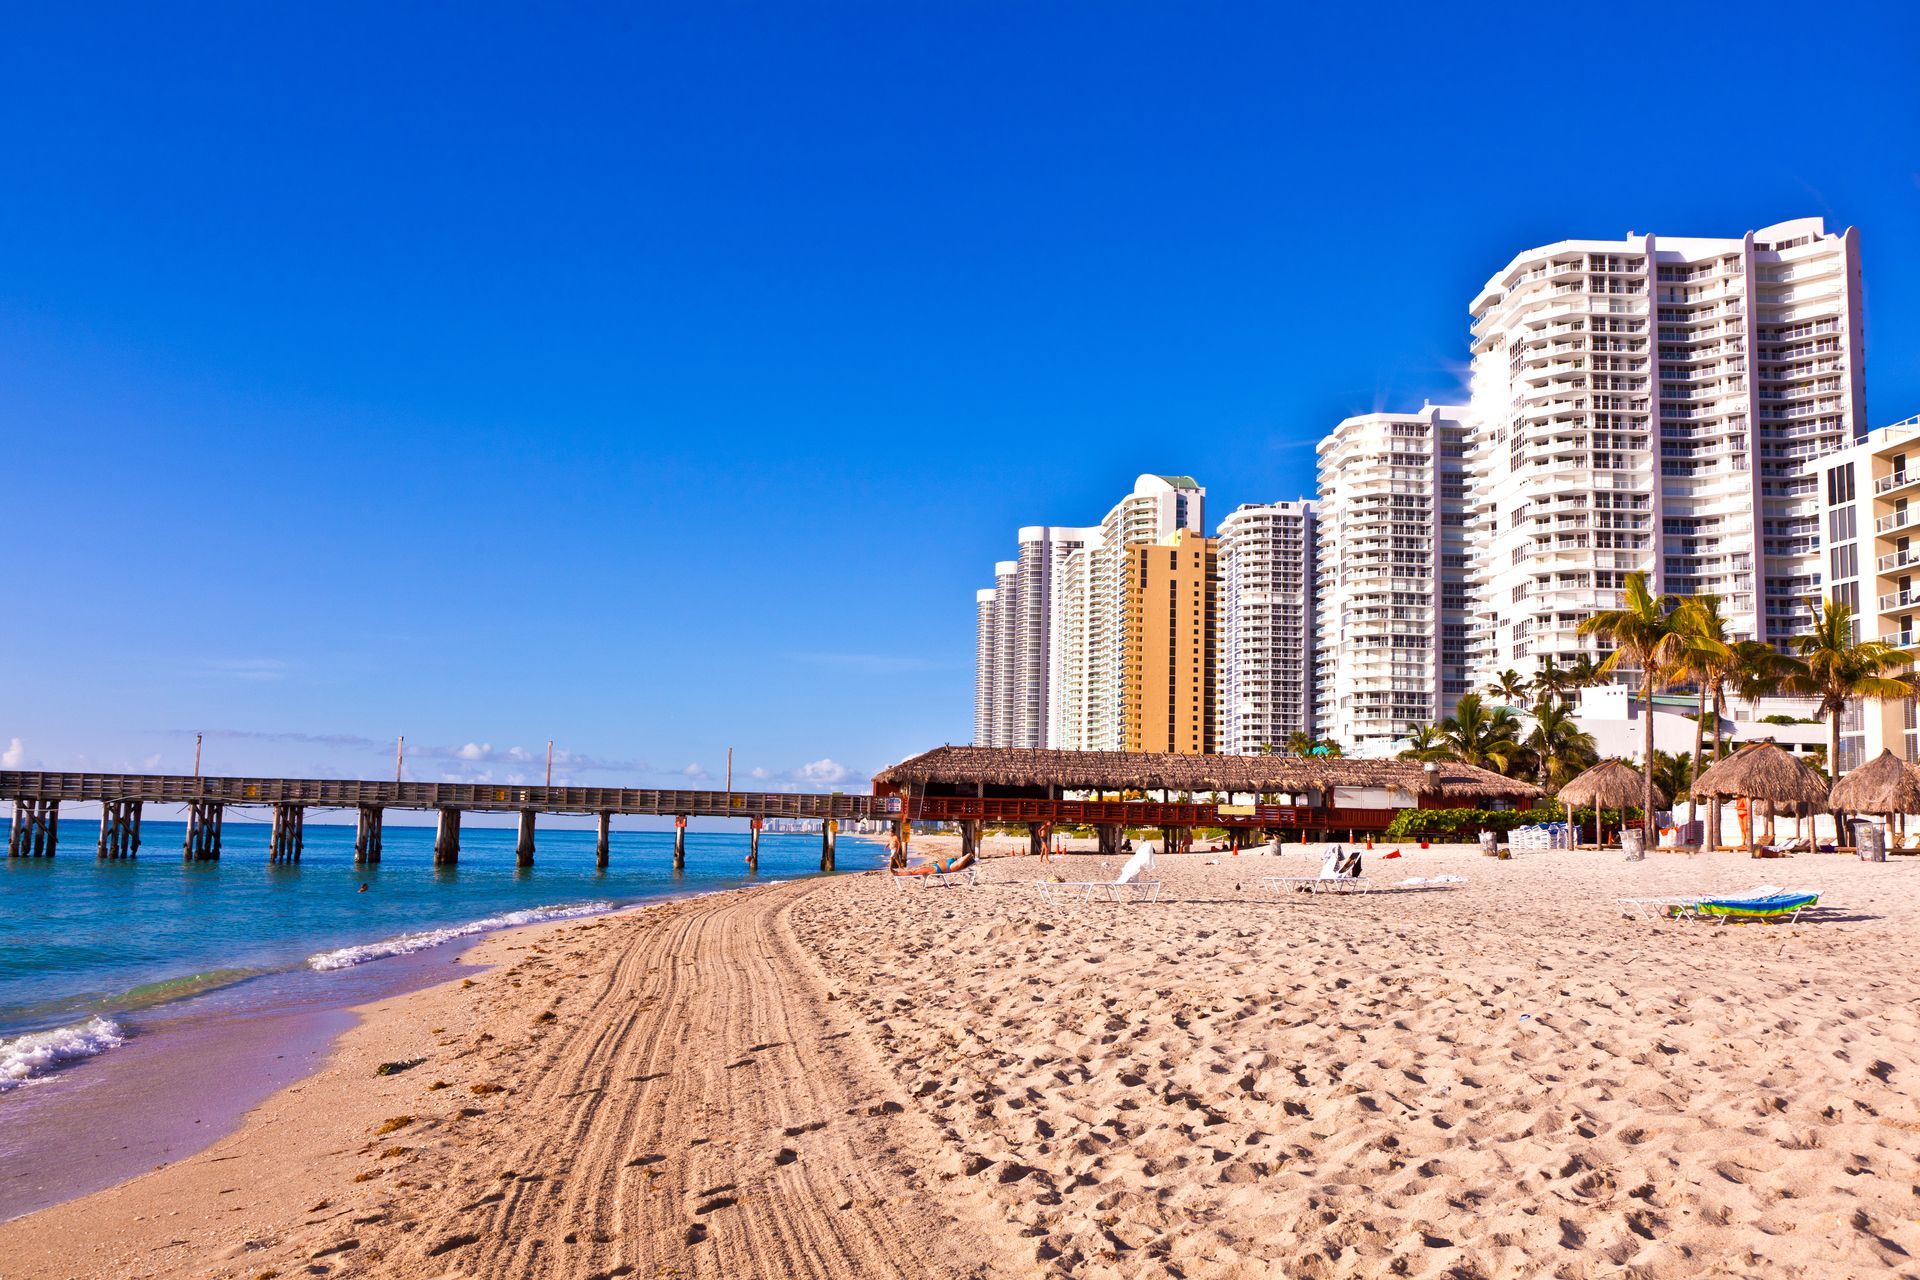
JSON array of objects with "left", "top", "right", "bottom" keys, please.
[{"left": 1827, "top": 467, "right": 1854, "bottom": 505}]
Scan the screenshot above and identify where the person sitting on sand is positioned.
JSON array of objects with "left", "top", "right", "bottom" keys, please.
[{"left": 891, "top": 849, "right": 977, "bottom": 878}]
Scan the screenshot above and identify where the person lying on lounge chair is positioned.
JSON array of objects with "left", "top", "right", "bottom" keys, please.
[{"left": 892, "top": 850, "right": 977, "bottom": 877}]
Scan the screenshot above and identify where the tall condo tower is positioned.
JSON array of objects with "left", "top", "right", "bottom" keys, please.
[
  {"left": 1121, "top": 529, "right": 1219, "bottom": 754},
  {"left": 975, "top": 475, "right": 1205, "bottom": 749},
  {"left": 1466, "top": 217, "right": 1865, "bottom": 684},
  {"left": 1314, "top": 404, "right": 1473, "bottom": 756},
  {"left": 1216, "top": 500, "right": 1317, "bottom": 753},
  {"left": 973, "top": 587, "right": 998, "bottom": 746}
]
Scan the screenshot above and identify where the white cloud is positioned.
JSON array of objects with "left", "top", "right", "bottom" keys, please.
[
  {"left": 681, "top": 762, "right": 710, "bottom": 782},
  {"left": 455, "top": 742, "right": 491, "bottom": 761},
  {"left": 2, "top": 737, "right": 24, "bottom": 767},
  {"left": 143, "top": 752, "right": 162, "bottom": 770},
  {"left": 794, "top": 757, "right": 852, "bottom": 786},
  {"left": 749, "top": 766, "right": 770, "bottom": 780}
]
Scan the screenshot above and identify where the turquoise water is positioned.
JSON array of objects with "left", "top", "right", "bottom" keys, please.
[{"left": 0, "top": 817, "right": 883, "bottom": 1081}]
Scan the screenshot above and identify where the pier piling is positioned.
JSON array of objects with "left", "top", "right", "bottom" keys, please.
[
  {"left": 595, "top": 811, "right": 611, "bottom": 868},
  {"left": 183, "top": 800, "right": 223, "bottom": 861},
  {"left": 97, "top": 799, "right": 142, "bottom": 859},
  {"left": 269, "top": 803, "right": 305, "bottom": 864},
  {"left": 355, "top": 804, "right": 383, "bottom": 864},
  {"left": 9, "top": 798, "right": 59, "bottom": 857},
  {"left": 959, "top": 819, "right": 979, "bottom": 859},
  {"left": 747, "top": 816, "right": 761, "bottom": 872},
  {"left": 434, "top": 808, "right": 461, "bottom": 866},
  {"left": 820, "top": 818, "right": 836, "bottom": 871},
  {"left": 516, "top": 809, "right": 536, "bottom": 867},
  {"left": 673, "top": 816, "right": 686, "bottom": 871}
]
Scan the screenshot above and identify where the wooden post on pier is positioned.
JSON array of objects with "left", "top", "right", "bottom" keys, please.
[
  {"left": 959, "top": 820, "right": 978, "bottom": 859},
  {"left": 9, "top": 798, "right": 59, "bottom": 857},
  {"left": 596, "top": 811, "right": 611, "bottom": 868},
  {"left": 747, "top": 816, "right": 761, "bottom": 873},
  {"left": 434, "top": 808, "right": 461, "bottom": 866},
  {"left": 183, "top": 800, "right": 222, "bottom": 861},
  {"left": 269, "top": 803, "right": 305, "bottom": 864},
  {"left": 355, "top": 804, "right": 384, "bottom": 864},
  {"left": 99, "top": 799, "right": 142, "bottom": 859},
  {"left": 820, "top": 818, "right": 836, "bottom": 871},
  {"left": 673, "top": 815, "right": 687, "bottom": 871},
  {"left": 516, "top": 809, "right": 536, "bottom": 866}
]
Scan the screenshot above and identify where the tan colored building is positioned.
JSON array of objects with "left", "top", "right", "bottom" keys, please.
[{"left": 1122, "top": 529, "right": 1218, "bottom": 754}]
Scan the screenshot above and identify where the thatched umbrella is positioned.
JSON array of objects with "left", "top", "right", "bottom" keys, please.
[
  {"left": 1691, "top": 742, "right": 1830, "bottom": 854},
  {"left": 1828, "top": 749, "right": 1920, "bottom": 841},
  {"left": 1559, "top": 759, "right": 1666, "bottom": 848}
]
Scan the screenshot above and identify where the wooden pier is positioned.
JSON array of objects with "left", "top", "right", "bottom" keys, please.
[
  {"left": 0, "top": 771, "right": 902, "bottom": 868},
  {"left": 4, "top": 747, "right": 1545, "bottom": 869}
]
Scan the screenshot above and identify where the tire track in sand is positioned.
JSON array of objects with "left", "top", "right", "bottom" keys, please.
[{"left": 387, "top": 878, "right": 1012, "bottom": 1280}]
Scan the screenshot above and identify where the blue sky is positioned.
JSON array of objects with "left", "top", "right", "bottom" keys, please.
[{"left": 4, "top": 2, "right": 1918, "bottom": 806}]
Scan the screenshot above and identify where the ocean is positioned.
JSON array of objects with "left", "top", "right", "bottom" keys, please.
[{"left": 0, "top": 816, "right": 884, "bottom": 1216}]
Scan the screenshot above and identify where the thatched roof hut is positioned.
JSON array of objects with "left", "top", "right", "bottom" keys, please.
[
  {"left": 1558, "top": 759, "right": 1666, "bottom": 811},
  {"left": 870, "top": 746, "right": 1544, "bottom": 804},
  {"left": 1828, "top": 749, "right": 1920, "bottom": 816},
  {"left": 1690, "top": 742, "right": 1829, "bottom": 807}
]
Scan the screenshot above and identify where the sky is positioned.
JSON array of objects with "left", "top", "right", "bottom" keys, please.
[{"left": 4, "top": 2, "right": 1919, "bottom": 810}]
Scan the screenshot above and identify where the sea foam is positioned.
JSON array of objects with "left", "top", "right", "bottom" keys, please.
[
  {"left": 306, "top": 901, "right": 615, "bottom": 971},
  {"left": 0, "top": 1017, "right": 128, "bottom": 1091}
]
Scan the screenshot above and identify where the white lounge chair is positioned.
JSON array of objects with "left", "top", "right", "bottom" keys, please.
[
  {"left": 1394, "top": 874, "right": 1466, "bottom": 890},
  {"left": 1035, "top": 845, "right": 1163, "bottom": 905},
  {"left": 1265, "top": 847, "right": 1371, "bottom": 895}
]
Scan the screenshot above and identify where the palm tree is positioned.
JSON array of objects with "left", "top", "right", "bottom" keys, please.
[
  {"left": 1526, "top": 699, "right": 1597, "bottom": 787},
  {"left": 1488, "top": 669, "right": 1528, "bottom": 705},
  {"left": 1566, "top": 653, "right": 1601, "bottom": 691},
  {"left": 1649, "top": 749, "right": 1694, "bottom": 808},
  {"left": 1439, "top": 693, "right": 1524, "bottom": 774},
  {"left": 1577, "top": 572, "right": 1692, "bottom": 837},
  {"left": 1778, "top": 598, "right": 1919, "bottom": 784},
  {"left": 1316, "top": 739, "right": 1345, "bottom": 759},
  {"left": 1398, "top": 724, "right": 1453, "bottom": 762},
  {"left": 1283, "top": 731, "right": 1315, "bottom": 758},
  {"left": 1531, "top": 655, "right": 1573, "bottom": 708},
  {"left": 1670, "top": 595, "right": 1734, "bottom": 797}
]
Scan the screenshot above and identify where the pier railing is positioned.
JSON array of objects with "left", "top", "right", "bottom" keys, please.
[{"left": 0, "top": 771, "right": 902, "bottom": 820}]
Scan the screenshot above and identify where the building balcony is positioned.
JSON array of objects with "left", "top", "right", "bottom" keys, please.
[
  {"left": 1878, "top": 548, "right": 1920, "bottom": 575},
  {"left": 1877, "top": 508, "right": 1920, "bottom": 536},
  {"left": 1879, "top": 590, "right": 1920, "bottom": 613},
  {"left": 1876, "top": 471, "right": 1920, "bottom": 498}
]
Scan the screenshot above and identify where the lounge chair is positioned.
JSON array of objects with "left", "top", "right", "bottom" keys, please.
[
  {"left": 1619, "top": 884, "right": 1821, "bottom": 923},
  {"left": 1265, "top": 846, "right": 1371, "bottom": 895},
  {"left": 1035, "top": 845, "right": 1162, "bottom": 905},
  {"left": 1394, "top": 874, "right": 1466, "bottom": 890},
  {"left": 890, "top": 851, "right": 980, "bottom": 888}
]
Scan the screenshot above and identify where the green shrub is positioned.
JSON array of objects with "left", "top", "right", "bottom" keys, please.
[{"left": 1383, "top": 802, "right": 1642, "bottom": 839}]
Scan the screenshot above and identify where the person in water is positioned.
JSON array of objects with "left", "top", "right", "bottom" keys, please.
[{"left": 358, "top": 883, "right": 369, "bottom": 893}]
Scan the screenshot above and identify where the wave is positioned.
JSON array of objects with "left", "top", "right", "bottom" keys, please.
[
  {"left": 306, "top": 901, "right": 616, "bottom": 971},
  {"left": 0, "top": 1017, "right": 127, "bottom": 1092}
]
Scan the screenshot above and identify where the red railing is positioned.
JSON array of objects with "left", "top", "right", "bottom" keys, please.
[{"left": 909, "top": 796, "right": 1400, "bottom": 830}]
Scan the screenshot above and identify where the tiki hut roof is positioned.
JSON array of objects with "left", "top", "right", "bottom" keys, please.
[
  {"left": 1557, "top": 759, "right": 1666, "bottom": 811},
  {"left": 1827, "top": 749, "right": 1920, "bottom": 815},
  {"left": 1690, "top": 742, "right": 1830, "bottom": 806},
  {"left": 870, "top": 747, "right": 1544, "bottom": 803}
]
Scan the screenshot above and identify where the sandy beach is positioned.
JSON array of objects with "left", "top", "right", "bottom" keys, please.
[{"left": 5, "top": 845, "right": 1919, "bottom": 1279}]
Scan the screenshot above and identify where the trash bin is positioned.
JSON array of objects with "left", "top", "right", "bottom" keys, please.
[
  {"left": 1621, "top": 828, "right": 1646, "bottom": 861},
  {"left": 1855, "top": 821, "right": 1887, "bottom": 863},
  {"left": 1478, "top": 830, "right": 1498, "bottom": 857}
]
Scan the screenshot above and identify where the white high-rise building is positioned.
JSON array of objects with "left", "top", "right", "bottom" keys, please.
[
  {"left": 1313, "top": 405, "right": 1473, "bottom": 756},
  {"left": 1054, "top": 476, "right": 1206, "bottom": 751},
  {"left": 1216, "top": 500, "right": 1317, "bottom": 754},
  {"left": 973, "top": 587, "right": 997, "bottom": 746},
  {"left": 1466, "top": 217, "right": 1865, "bottom": 684},
  {"left": 975, "top": 475, "right": 1204, "bottom": 749}
]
